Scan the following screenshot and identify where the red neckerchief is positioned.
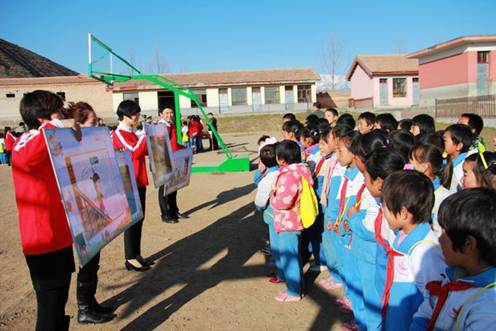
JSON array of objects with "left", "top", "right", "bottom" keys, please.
[
  {"left": 314, "top": 157, "right": 326, "bottom": 179},
  {"left": 354, "top": 183, "right": 367, "bottom": 209},
  {"left": 373, "top": 208, "right": 404, "bottom": 322},
  {"left": 425, "top": 280, "right": 474, "bottom": 331}
]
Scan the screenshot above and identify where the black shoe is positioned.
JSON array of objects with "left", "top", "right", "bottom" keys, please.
[
  {"left": 177, "top": 212, "right": 189, "bottom": 219},
  {"left": 125, "top": 260, "right": 150, "bottom": 271},
  {"left": 78, "top": 306, "right": 115, "bottom": 324},
  {"left": 91, "top": 301, "right": 114, "bottom": 314},
  {"left": 136, "top": 255, "right": 155, "bottom": 266},
  {"left": 161, "top": 215, "right": 178, "bottom": 224}
]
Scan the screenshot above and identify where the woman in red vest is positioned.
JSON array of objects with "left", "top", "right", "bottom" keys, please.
[
  {"left": 12, "top": 90, "right": 77, "bottom": 331},
  {"left": 111, "top": 100, "right": 151, "bottom": 272}
]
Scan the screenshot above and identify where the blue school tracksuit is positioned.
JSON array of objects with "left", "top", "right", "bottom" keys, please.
[
  {"left": 322, "top": 163, "right": 345, "bottom": 284},
  {"left": 347, "top": 189, "right": 382, "bottom": 330},
  {"left": 381, "top": 222, "right": 446, "bottom": 331},
  {"left": 451, "top": 152, "right": 468, "bottom": 192},
  {"left": 255, "top": 166, "right": 284, "bottom": 281},
  {"left": 332, "top": 167, "right": 366, "bottom": 329}
]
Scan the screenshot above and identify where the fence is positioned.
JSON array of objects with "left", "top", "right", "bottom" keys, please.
[{"left": 435, "top": 95, "right": 496, "bottom": 118}]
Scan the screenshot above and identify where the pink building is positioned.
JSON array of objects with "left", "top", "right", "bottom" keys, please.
[
  {"left": 408, "top": 35, "right": 496, "bottom": 106},
  {"left": 346, "top": 55, "right": 419, "bottom": 108}
]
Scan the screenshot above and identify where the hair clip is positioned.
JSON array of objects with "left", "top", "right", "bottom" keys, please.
[
  {"left": 478, "top": 142, "right": 488, "bottom": 169},
  {"left": 403, "top": 163, "right": 414, "bottom": 170}
]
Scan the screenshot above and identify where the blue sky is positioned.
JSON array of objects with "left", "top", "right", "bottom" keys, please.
[{"left": 1, "top": 0, "right": 495, "bottom": 75}]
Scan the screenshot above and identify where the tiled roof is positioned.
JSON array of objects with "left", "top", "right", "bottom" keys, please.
[
  {"left": 0, "top": 39, "right": 78, "bottom": 78},
  {"left": 112, "top": 68, "right": 320, "bottom": 91},
  {"left": 0, "top": 75, "right": 100, "bottom": 87},
  {"left": 346, "top": 55, "right": 418, "bottom": 80},
  {"left": 408, "top": 35, "right": 496, "bottom": 58}
]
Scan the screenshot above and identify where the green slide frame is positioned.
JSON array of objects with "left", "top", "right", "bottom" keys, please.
[{"left": 88, "top": 34, "right": 250, "bottom": 173}]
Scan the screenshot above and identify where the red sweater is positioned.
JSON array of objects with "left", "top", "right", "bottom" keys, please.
[
  {"left": 188, "top": 121, "right": 203, "bottom": 137},
  {"left": 12, "top": 121, "right": 73, "bottom": 255},
  {"left": 112, "top": 124, "right": 149, "bottom": 188},
  {"left": 4, "top": 131, "right": 16, "bottom": 151},
  {"left": 162, "top": 121, "right": 185, "bottom": 152}
]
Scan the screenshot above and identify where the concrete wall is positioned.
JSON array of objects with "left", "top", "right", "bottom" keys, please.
[
  {"left": 350, "top": 65, "right": 373, "bottom": 99},
  {"left": 0, "top": 82, "right": 113, "bottom": 124}
]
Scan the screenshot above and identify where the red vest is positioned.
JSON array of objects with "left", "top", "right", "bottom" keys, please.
[
  {"left": 112, "top": 127, "right": 149, "bottom": 188},
  {"left": 12, "top": 122, "right": 73, "bottom": 255}
]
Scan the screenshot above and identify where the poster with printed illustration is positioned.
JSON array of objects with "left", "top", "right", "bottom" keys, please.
[
  {"left": 44, "top": 127, "right": 134, "bottom": 267},
  {"left": 144, "top": 123, "right": 175, "bottom": 188},
  {"left": 116, "top": 150, "right": 143, "bottom": 222},
  {"left": 163, "top": 148, "right": 193, "bottom": 195}
]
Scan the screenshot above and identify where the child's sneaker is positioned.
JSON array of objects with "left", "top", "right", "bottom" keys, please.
[
  {"left": 268, "top": 275, "right": 284, "bottom": 284},
  {"left": 318, "top": 276, "right": 343, "bottom": 290},
  {"left": 342, "top": 320, "right": 360, "bottom": 331},
  {"left": 274, "top": 290, "right": 301, "bottom": 303},
  {"left": 336, "top": 297, "right": 353, "bottom": 312}
]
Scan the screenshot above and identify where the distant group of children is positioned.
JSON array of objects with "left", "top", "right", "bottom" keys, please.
[{"left": 254, "top": 108, "right": 496, "bottom": 330}]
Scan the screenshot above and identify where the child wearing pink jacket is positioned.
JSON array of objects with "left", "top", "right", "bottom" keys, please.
[{"left": 270, "top": 140, "right": 314, "bottom": 302}]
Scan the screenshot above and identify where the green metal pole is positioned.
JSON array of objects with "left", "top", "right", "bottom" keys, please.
[{"left": 174, "top": 91, "right": 182, "bottom": 146}]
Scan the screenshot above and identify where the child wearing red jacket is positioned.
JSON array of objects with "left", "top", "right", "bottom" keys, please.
[
  {"left": 111, "top": 100, "right": 151, "bottom": 272},
  {"left": 12, "top": 90, "right": 77, "bottom": 331}
]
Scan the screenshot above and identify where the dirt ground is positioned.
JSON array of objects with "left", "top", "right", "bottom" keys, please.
[{"left": 0, "top": 132, "right": 351, "bottom": 331}]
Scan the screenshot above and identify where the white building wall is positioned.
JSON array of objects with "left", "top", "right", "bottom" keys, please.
[
  {"left": 246, "top": 86, "right": 253, "bottom": 105},
  {"left": 179, "top": 95, "right": 190, "bottom": 109},
  {"left": 311, "top": 84, "right": 317, "bottom": 103},
  {"left": 260, "top": 86, "right": 266, "bottom": 104},
  {"left": 112, "top": 93, "right": 124, "bottom": 112},
  {"left": 206, "top": 88, "right": 219, "bottom": 107},
  {"left": 138, "top": 91, "right": 158, "bottom": 113},
  {"left": 293, "top": 85, "right": 298, "bottom": 103},
  {"left": 279, "top": 86, "right": 286, "bottom": 104}
]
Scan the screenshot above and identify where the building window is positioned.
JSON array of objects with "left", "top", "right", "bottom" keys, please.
[
  {"left": 191, "top": 89, "right": 207, "bottom": 108},
  {"left": 6, "top": 93, "right": 15, "bottom": 98},
  {"left": 392, "top": 78, "right": 407, "bottom": 98},
  {"left": 297, "top": 85, "right": 312, "bottom": 103},
  {"left": 264, "top": 86, "right": 280, "bottom": 104},
  {"left": 477, "top": 51, "right": 489, "bottom": 64},
  {"left": 231, "top": 87, "right": 247, "bottom": 105},
  {"left": 123, "top": 92, "right": 139, "bottom": 105},
  {"left": 413, "top": 77, "right": 419, "bottom": 83},
  {"left": 56, "top": 92, "right": 66, "bottom": 101}
]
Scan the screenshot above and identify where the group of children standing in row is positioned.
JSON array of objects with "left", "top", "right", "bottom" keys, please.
[{"left": 254, "top": 109, "right": 496, "bottom": 330}]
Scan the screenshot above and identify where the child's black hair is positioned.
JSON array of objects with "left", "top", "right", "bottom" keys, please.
[
  {"left": 260, "top": 143, "right": 278, "bottom": 168},
  {"left": 412, "top": 114, "right": 436, "bottom": 135},
  {"left": 350, "top": 130, "right": 388, "bottom": 161},
  {"left": 409, "top": 142, "right": 451, "bottom": 189},
  {"left": 460, "top": 113, "right": 484, "bottom": 137},
  {"left": 301, "top": 127, "right": 320, "bottom": 145},
  {"left": 257, "top": 135, "right": 270, "bottom": 145},
  {"left": 338, "top": 130, "right": 360, "bottom": 150},
  {"left": 365, "top": 147, "right": 405, "bottom": 180},
  {"left": 398, "top": 119, "right": 413, "bottom": 132},
  {"left": 282, "top": 120, "right": 304, "bottom": 140},
  {"left": 416, "top": 132, "right": 445, "bottom": 153},
  {"left": 357, "top": 111, "right": 376, "bottom": 126},
  {"left": 382, "top": 170, "right": 434, "bottom": 224},
  {"left": 376, "top": 113, "right": 398, "bottom": 134},
  {"left": 19, "top": 90, "right": 64, "bottom": 130},
  {"left": 438, "top": 188, "right": 496, "bottom": 267},
  {"left": 305, "top": 114, "right": 320, "bottom": 127},
  {"left": 117, "top": 100, "right": 141, "bottom": 121},
  {"left": 336, "top": 113, "right": 356, "bottom": 129},
  {"left": 318, "top": 121, "right": 330, "bottom": 136},
  {"left": 464, "top": 151, "right": 496, "bottom": 190},
  {"left": 275, "top": 140, "right": 302, "bottom": 165},
  {"left": 325, "top": 108, "right": 339, "bottom": 117},
  {"left": 389, "top": 129, "right": 414, "bottom": 162},
  {"left": 444, "top": 124, "right": 473, "bottom": 153},
  {"left": 282, "top": 113, "right": 296, "bottom": 121}
]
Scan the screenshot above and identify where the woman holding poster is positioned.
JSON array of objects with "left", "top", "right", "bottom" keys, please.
[
  {"left": 111, "top": 100, "right": 152, "bottom": 272},
  {"left": 12, "top": 90, "right": 77, "bottom": 331},
  {"left": 65, "top": 102, "right": 115, "bottom": 324}
]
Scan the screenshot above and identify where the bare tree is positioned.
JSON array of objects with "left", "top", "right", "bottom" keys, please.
[
  {"left": 321, "top": 33, "right": 344, "bottom": 91},
  {"left": 151, "top": 46, "right": 169, "bottom": 74},
  {"left": 125, "top": 48, "right": 137, "bottom": 75}
]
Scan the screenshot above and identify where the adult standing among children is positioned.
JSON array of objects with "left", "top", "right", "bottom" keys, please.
[
  {"left": 158, "top": 107, "right": 187, "bottom": 223},
  {"left": 4, "top": 126, "right": 15, "bottom": 166},
  {"left": 65, "top": 102, "right": 115, "bottom": 324},
  {"left": 12, "top": 90, "right": 80, "bottom": 331},
  {"left": 207, "top": 112, "right": 219, "bottom": 150},
  {"left": 112, "top": 100, "right": 151, "bottom": 272}
]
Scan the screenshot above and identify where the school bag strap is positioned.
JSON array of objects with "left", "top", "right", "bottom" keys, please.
[{"left": 455, "top": 281, "right": 496, "bottom": 331}]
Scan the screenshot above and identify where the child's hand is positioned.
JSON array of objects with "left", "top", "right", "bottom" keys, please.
[
  {"left": 347, "top": 206, "right": 359, "bottom": 218},
  {"left": 343, "top": 219, "right": 350, "bottom": 232},
  {"left": 332, "top": 222, "right": 341, "bottom": 235},
  {"left": 326, "top": 221, "right": 331, "bottom": 230}
]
